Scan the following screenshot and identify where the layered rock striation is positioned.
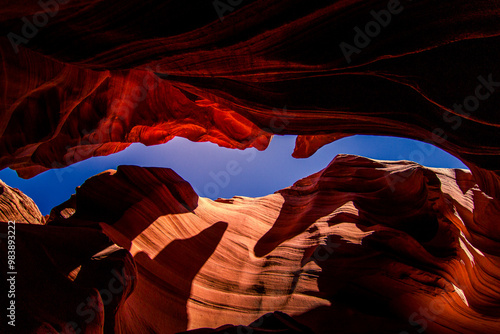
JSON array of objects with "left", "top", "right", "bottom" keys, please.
[
  {"left": 0, "top": 0, "right": 499, "bottom": 195},
  {"left": 1, "top": 1, "right": 500, "bottom": 333},
  {"left": 0, "top": 179, "right": 44, "bottom": 224},
  {"left": 2, "top": 155, "right": 500, "bottom": 333}
]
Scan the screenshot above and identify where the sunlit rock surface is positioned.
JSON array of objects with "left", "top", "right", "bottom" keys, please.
[
  {"left": 1, "top": 1, "right": 500, "bottom": 333},
  {"left": 2, "top": 155, "right": 500, "bottom": 333},
  {"left": 0, "top": 179, "right": 44, "bottom": 224}
]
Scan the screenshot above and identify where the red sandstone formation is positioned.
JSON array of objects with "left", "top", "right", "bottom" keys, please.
[
  {"left": 1, "top": 1, "right": 500, "bottom": 333},
  {"left": 2, "top": 155, "right": 500, "bottom": 333},
  {"left": 1, "top": 0, "right": 499, "bottom": 191},
  {"left": 0, "top": 179, "right": 44, "bottom": 224}
]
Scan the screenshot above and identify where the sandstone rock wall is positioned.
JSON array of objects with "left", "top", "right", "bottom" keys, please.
[{"left": 2, "top": 155, "right": 499, "bottom": 333}]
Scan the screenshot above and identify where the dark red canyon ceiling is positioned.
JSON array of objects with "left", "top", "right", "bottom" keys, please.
[
  {"left": 1, "top": 0, "right": 500, "bottom": 333},
  {"left": 1, "top": 0, "right": 499, "bottom": 189}
]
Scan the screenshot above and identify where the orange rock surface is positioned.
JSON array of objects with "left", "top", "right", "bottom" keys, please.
[
  {"left": 1, "top": 1, "right": 500, "bottom": 333},
  {"left": 1, "top": 0, "right": 499, "bottom": 188},
  {"left": 2, "top": 155, "right": 500, "bottom": 333},
  {"left": 0, "top": 179, "right": 44, "bottom": 224}
]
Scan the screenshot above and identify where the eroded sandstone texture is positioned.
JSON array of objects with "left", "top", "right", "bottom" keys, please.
[
  {"left": 0, "top": 0, "right": 499, "bottom": 191},
  {"left": 2, "top": 155, "right": 500, "bottom": 333},
  {"left": 1, "top": 0, "right": 500, "bottom": 333},
  {"left": 0, "top": 179, "right": 44, "bottom": 224}
]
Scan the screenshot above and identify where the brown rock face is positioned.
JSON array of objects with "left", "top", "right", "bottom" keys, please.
[
  {"left": 0, "top": 0, "right": 499, "bottom": 192},
  {"left": 3, "top": 155, "right": 500, "bottom": 333},
  {"left": 1, "top": 1, "right": 500, "bottom": 333},
  {"left": 0, "top": 179, "right": 44, "bottom": 224}
]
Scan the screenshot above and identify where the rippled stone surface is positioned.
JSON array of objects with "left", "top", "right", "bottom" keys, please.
[
  {"left": 0, "top": 179, "right": 44, "bottom": 224},
  {"left": 1, "top": 0, "right": 499, "bottom": 188},
  {"left": 1, "top": 1, "right": 499, "bottom": 333},
  {"left": 2, "top": 155, "right": 499, "bottom": 333}
]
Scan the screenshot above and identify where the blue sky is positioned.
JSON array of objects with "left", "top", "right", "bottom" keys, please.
[{"left": 0, "top": 135, "right": 467, "bottom": 215}]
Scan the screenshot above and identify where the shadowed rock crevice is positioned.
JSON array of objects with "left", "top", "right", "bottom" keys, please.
[
  {"left": 0, "top": 0, "right": 499, "bottom": 202},
  {"left": 1, "top": 1, "right": 500, "bottom": 333},
  {"left": 2, "top": 155, "right": 499, "bottom": 333}
]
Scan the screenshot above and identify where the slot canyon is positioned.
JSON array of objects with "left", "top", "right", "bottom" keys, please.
[{"left": 1, "top": 0, "right": 499, "bottom": 333}]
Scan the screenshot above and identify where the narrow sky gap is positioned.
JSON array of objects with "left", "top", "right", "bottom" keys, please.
[{"left": 0, "top": 135, "right": 467, "bottom": 215}]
